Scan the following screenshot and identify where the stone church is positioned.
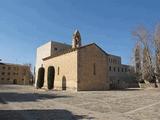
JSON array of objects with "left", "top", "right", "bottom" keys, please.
[{"left": 35, "top": 30, "right": 135, "bottom": 91}]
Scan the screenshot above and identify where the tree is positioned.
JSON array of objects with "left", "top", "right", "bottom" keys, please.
[
  {"left": 142, "top": 47, "right": 153, "bottom": 82},
  {"left": 132, "top": 25, "right": 157, "bottom": 87},
  {"left": 154, "top": 24, "right": 160, "bottom": 83},
  {"left": 134, "top": 42, "right": 142, "bottom": 82}
]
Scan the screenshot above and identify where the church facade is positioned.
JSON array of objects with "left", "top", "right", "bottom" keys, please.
[{"left": 35, "top": 30, "right": 135, "bottom": 91}]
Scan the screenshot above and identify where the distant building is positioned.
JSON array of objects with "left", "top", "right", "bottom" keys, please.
[
  {"left": 108, "top": 55, "right": 135, "bottom": 89},
  {"left": 35, "top": 30, "right": 136, "bottom": 91},
  {"left": 0, "top": 62, "right": 32, "bottom": 85}
]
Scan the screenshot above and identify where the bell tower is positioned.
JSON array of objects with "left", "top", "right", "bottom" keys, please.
[{"left": 72, "top": 30, "right": 81, "bottom": 49}]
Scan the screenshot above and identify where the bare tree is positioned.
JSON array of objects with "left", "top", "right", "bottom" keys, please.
[
  {"left": 132, "top": 25, "right": 156, "bottom": 87},
  {"left": 142, "top": 47, "right": 154, "bottom": 83},
  {"left": 134, "top": 42, "right": 142, "bottom": 82},
  {"left": 154, "top": 24, "right": 160, "bottom": 83}
]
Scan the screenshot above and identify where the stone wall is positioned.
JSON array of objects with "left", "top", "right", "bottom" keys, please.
[
  {"left": 0, "top": 63, "right": 31, "bottom": 85},
  {"left": 43, "top": 51, "right": 78, "bottom": 91},
  {"left": 77, "top": 44, "right": 109, "bottom": 91},
  {"left": 35, "top": 41, "right": 71, "bottom": 87}
]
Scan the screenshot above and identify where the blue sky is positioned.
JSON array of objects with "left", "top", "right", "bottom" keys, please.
[{"left": 0, "top": 0, "right": 160, "bottom": 68}]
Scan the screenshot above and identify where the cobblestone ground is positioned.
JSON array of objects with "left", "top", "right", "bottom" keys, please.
[{"left": 0, "top": 85, "right": 160, "bottom": 120}]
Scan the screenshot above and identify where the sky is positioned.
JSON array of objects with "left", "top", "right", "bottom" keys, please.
[{"left": 0, "top": 0, "right": 160, "bottom": 68}]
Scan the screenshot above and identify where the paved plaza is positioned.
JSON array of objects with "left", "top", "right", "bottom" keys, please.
[{"left": 0, "top": 85, "right": 160, "bottom": 120}]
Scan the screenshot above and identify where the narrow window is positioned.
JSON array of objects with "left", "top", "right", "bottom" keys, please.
[
  {"left": 125, "top": 68, "right": 127, "bottom": 72},
  {"left": 118, "top": 67, "right": 120, "bottom": 72},
  {"left": 122, "top": 68, "right": 123, "bottom": 72},
  {"left": 93, "top": 63, "right": 96, "bottom": 75},
  {"left": 113, "top": 67, "right": 116, "bottom": 72},
  {"left": 109, "top": 66, "right": 111, "bottom": 71},
  {"left": 58, "top": 67, "right": 60, "bottom": 75}
]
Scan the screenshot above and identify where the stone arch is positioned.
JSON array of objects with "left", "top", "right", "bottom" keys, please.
[
  {"left": 47, "top": 66, "right": 55, "bottom": 90},
  {"left": 36, "top": 67, "right": 45, "bottom": 88},
  {"left": 62, "top": 76, "right": 67, "bottom": 90}
]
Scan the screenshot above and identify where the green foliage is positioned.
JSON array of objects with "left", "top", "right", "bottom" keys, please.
[{"left": 36, "top": 67, "right": 45, "bottom": 89}]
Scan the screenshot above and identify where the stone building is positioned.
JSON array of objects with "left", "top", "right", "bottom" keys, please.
[
  {"left": 35, "top": 30, "right": 135, "bottom": 91},
  {"left": 35, "top": 40, "right": 71, "bottom": 87},
  {"left": 0, "top": 62, "right": 32, "bottom": 85},
  {"left": 108, "top": 55, "right": 136, "bottom": 89}
]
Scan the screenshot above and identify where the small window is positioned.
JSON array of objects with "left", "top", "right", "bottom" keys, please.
[
  {"left": 125, "top": 68, "right": 127, "bottom": 72},
  {"left": 93, "top": 63, "right": 96, "bottom": 75},
  {"left": 122, "top": 68, "right": 123, "bottom": 72},
  {"left": 8, "top": 72, "right": 10, "bottom": 75},
  {"left": 54, "top": 48, "right": 58, "bottom": 51},
  {"left": 2, "top": 66, "right": 5, "bottom": 69},
  {"left": 109, "top": 66, "right": 111, "bottom": 71},
  {"left": 118, "top": 67, "right": 120, "bottom": 72},
  {"left": 8, "top": 67, "right": 11, "bottom": 70},
  {"left": 1, "top": 78, "right": 4, "bottom": 80},
  {"left": 1, "top": 72, "right": 5, "bottom": 75},
  {"left": 113, "top": 67, "right": 116, "bottom": 72},
  {"left": 58, "top": 67, "right": 60, "bottom": 75}
]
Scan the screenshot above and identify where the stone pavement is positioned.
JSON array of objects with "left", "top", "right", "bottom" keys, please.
[{"left": 0, "top": 85, "right": 160, "bottom": 120}]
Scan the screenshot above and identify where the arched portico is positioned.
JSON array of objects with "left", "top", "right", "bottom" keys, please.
[
  {"left": 36, "top": 67, "right": 45, "bottom": 88},
  {"left": 47, "top": 66, "right": 55, "bottom": 90}
]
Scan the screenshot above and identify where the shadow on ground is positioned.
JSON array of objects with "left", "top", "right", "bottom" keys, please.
[
  {"left": 0, "top": 109, "right": 94, "bottom": 120},
  {"left": 0, "top": 92, "right": 71, "bottom": 104},
  {"left": 109, "top": 88, "right": 142, "bottom": 91}
]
